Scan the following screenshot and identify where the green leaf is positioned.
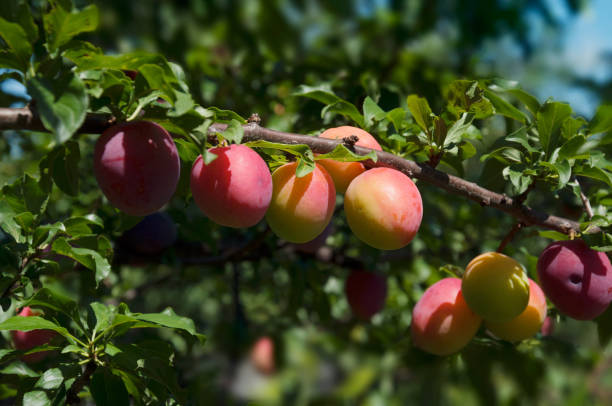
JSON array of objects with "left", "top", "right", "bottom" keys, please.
[
  {"left": 22, "top": 390, "right": 49, "bottom": 406},
  {"left": 590, "top": 104, "right": 612, "bottom": 135},
  {"left": 90, "top": 368, "right": 130, "bottom": 406},
  {"left": 35, "top": 368, "right": 63, "bottom": 390},
  {"left": 0, "top": 316, "right": 71, "bottom": 340},
  {"left": 537, "top": 101, "right": 573, "bottom": 159},
  {"left": 25, "top": 288, "right": 82, "bottom": 329},
  {"left": 0, "top": 361, "right": 40, "bottom": 377},
  {"left": 218, "top": 119, "right": 244, "bottom": 144},
  {"left": 136, "top": 64, "right": 178, "bottom": 104},
  {"left": 204, "top": 107, "right": 246, "bottom": 123},
  {"left": 445, "top": 80, "right": 494, "bottom": 119},
  {"left": 406, "top": 95, "right": 434, "bottom": 138},
  {"left": 538, "top": 230, "right": 570, "bottom": 241},
  {"left": 0, "top": 17, "right": 31, "bottom": 71},
  {"left": 43, "top": 4, "right": 99, "bottom": 53},
  {"left": 51, "top": 237, "right": 111, "bottom": 284},
  {"left": 63, "top": 215, "right": 103, "bottom": 237},
  {"left": 246, "top": 140, "right": 315, "bottom": 177},
  {"left": 574, "top": 166, "right": 612, "bottom": 188},
  {"left": 596, "top": 304, "right": 612, "bottom": 347},
  {"left": 386, "top": 107, "right": 406, "bottom": 132},
  {"left": 483, "top": 89, "right": 528, "bottom": 123},
  {"left": 316, "top": 144, "right": 378, "bottom": 163},
  {"left": 503, "top": 166, "right": 533, "bottom": 194},
  {"left": 293, "top": 84, "right": 364, "bottom": 127},
  {"left": 26, "top": 72, "right": 88, "bottom": 144},
  {"left": 444, "top": 113, "right": 474, "bottom": 147},
  {"left": 558, "top": 135, "right": 588, "bottom": 160},
  {"left": 21, "top": 174, "right": 48, "bottom": 215},
  {"left": 487, "top": 79, "right": 541, "bottom": 115},
  {"left": 133, "top": 308, "right": 205, "bottom": 343},
  {"left": 363, "top": 96, "right": 386, "bottom": 128},
  {"left": 90, "top": 302, "right": 114, "bottom": 337}
]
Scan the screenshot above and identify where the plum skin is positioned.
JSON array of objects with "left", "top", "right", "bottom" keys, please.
[
  {"left": 486, "top": 278, "right": 547, "bottom": 342},
  {"left": 120, "top": 212, "right": 177, "bottom": 255},
  {"left": 344, "top": 167, "right": 423, "bottom": 250},
  {"left": 537, "top": 239, "right": 612, "bottom": 320},
  {"left": 11, "top": 307, "right": 56, "bottom": 363},
  {"left": 411, "top": 278, "right": 482, "bottom": 356},
  {"left": 251, "top": 336, "right": 275, "bottom": 374},
  {"left": 94, "top": 121, "right": 180, "bottom": 216},
  {"left": 318, "top": 126, "right": 382, "bottom": 194},
  {"left": 345, "top": 270, "right": 387, "bottom": 320},
  {"left": 265, "top": 162, "right": 336, "bottom": 243},
  {"left": 190, "top": 144, "right": 273, "bottom": 228}
]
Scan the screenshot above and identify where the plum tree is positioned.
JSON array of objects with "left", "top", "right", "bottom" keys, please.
[
  {"left": 265, "top": 162, "right": 335, "bottom": 243},
  {"left": 411, "top": 278, "right": 482, "bottom": 356},
  {"left": 250, "top": 336, "right": 275, "bottom": 374},
  {"left": 318, "top": 126, "right": 382, "bottom": 193},
  {"left": 461, "top": 252, "right": 530, "bottom": 322},
  {"left": 537, "top": 239, "right": 612, "bottom": 320},
  {"left": 344, "top": 167, "right": 422, "bottom": 250},
  {"left": 345, "top": 270, "right": 387, "bottom": 320},
  {"left": 191, "top": 144, "right": 273, "bottom": 228},
  {"left": 93, "top": 121, "right": 180, "bottom": 216},
  {"left": 485, "top": 278, "right": 547, "bottom": 342},
  {"left": 11, "top": 307, "right": 56, "bottom": 363},
  {"left": 120, "top": 212, "right": 178, "bottom": 255}
]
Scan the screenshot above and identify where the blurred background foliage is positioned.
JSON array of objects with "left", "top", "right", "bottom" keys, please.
[{"left": 2, "top": 0, "right": 612, "bottom": 405}]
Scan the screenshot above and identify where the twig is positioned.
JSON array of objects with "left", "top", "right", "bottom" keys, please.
[
  {"left": 575, "top": 177, "right": 594, "bottom": 220},
  {"left": 496, "top": 222, "right": 526, "bottom": 253},
  {"left": 66, "top": 362, "right": 97, "bottom": 405},
  {"left": 0, "top": 107, "right": 597, "bottom": 235}
]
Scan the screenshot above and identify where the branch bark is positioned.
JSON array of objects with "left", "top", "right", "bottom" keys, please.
[
  {"left": 66, "top": 361, "right": 97, "bottom": 405},
  {"left": 0, "top": 107, "right": 598, "bottom": 235}
]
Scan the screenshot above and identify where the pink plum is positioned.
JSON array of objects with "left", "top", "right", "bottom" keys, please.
[
  {"left": 190, "top": 144, "right": 272, "bottom": 228},
  {"left": 11, "top": 307, "right": 56, "bottom": 363}
]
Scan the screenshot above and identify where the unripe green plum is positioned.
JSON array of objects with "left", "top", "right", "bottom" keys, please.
[
  {"left": 191, "top": 144, "right": 272, "bottom": 228},
  {"left": 486, "top": 278, "right": 547, "bottom": 342},
  {"left": 537, "top": 239, "right": 612, "bottom": 320},
  {"left": 461, "top": 252, "right": 529, "bottom": 322},
  {"left": 94, "top": 121, "right": 180, "bottom": 216},
  {"left": 344, "top": 167, "right": 422, "bottom": 250},
  {"left": 411, "top": 278, "right": 482, "bottom": 356},
  {"left": 265, "top": 162, "right": 335, "bottom": 243},
  {"left": 11, "top": 307, "right": 56, "bottom": 363},
  {"left": 345, "top": 270, "right": 387, "bottom": 320},
  {"left": 318, "top": 126, "right": 382, "bottom": 193}
]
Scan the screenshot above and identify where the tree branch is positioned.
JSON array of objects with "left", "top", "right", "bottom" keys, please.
[
  {"left": 66, "top": 361, "right": 97, "bottom": 405},
  {"left": 0, "top": 107, "right": 599, "bottom": 235}
]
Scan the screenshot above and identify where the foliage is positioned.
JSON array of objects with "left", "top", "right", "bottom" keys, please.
[{"left": 1, "top": 0, "right": 612, "bottom": 405}]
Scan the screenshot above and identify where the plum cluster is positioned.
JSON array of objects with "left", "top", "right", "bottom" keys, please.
[
  {"left": 93, "top": 122, "right": 424, "bottom": 252},
  {"left": 412, "top": 243, "right": 612, "bottom": 356}
]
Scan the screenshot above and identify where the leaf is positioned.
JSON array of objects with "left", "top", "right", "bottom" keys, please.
[
  {"left": 0, "top": 361, "right": 40, "bottom": 377},
  {"left": 487, "top": 79, "right": 541, "bottom": 115},
  {"left": 204, "top": 107, "right": 246, "bottom": 123},
  {"left": 315, "top": 144, "right": 378, "bottom": 163},
  {"left": 363, "top": 96, "right": 386, "bottom": 128},
  {"left": 132, "top": 308, "right": 206, "bottom": 344},
  {"left": 63, "top": 215, "right": 103, "bottom": 237},
  {"left": 444, "top": 113, "right": 475, "bottom": 147},
  {"left": 293, "top": 84, "right": 364, "bottom": 127},
  {"left": 35, "top": 368, "right": 63, "bottom": 390},
  {"left": 0, "top": 316, "right": 71, "bottom": 340},
  {"left": 574, "top": 166, "right": 612, "bottom": 188},
  {"left": 90, "top": 368, "right": 130, "bottom": 406},
  {"left": 21, "top": 174, "right": 48, "bottom": 215},
  {"left": 51, "top": 237, "right": 111, "bottom": 284},
  {"left": 26, "top": 72, "right": 88, "bottom": 144},
  {"left": 25, "top": 288, "right": 82, "bottom": 329},
  {"left": 590, "top": 104, "right": 612, "bottom": 134},
  {"left": 41, "top": 141, "right": 81, "bottom": 196},
  {"left": 90, "top": 302, "right": 114, "bottom": 337},
  {"left": 386, "top": 107, "right": 406, "bottom": 132},
  {"left": 483, "top": 89, "right": 528, "bottom": 123},
  {"left": 536, "top": 101, "right": 573, "bottom": 159},
  {"left": 406, "top": 95, "right": 434, "bottom": 138},
  {"left": 503, "top": 166, "right": 533, "bottom": 194},
  {"left": 43, "top": 4, "right": 99, "bottom": 53},
  {"left": 445, "top": 80, "right": 494, "bottom": 119},
  {"left": 245, "top": 140, "right": 315, "bottom": 177},
  {"left": 218, "top": 119, "right": 244, "bottom": 144},
  {"left": 596, "top": 304, "right": 612, "bottom": 347},
  {"left": 22, "top": 391, "right": 49, "bottom": 406},
  {"left": 0, "top": 17, "right": 31, "bottom": 71},
  {"left": 558, "top": 135, "right": 588, "bottom": 160}
]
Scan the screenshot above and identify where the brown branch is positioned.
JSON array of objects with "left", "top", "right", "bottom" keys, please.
[
  {"left": 0, "top": 107, "right": 598, "bottom": 235},
  {"left": 575, "top": 178, "right": 595, "bottom": 220},
  {"left": 66, "top": 361, "right": 97, "bottom": 405},
  {"left": 496, "top": 222, "right": 526, "bottom": 253}
]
